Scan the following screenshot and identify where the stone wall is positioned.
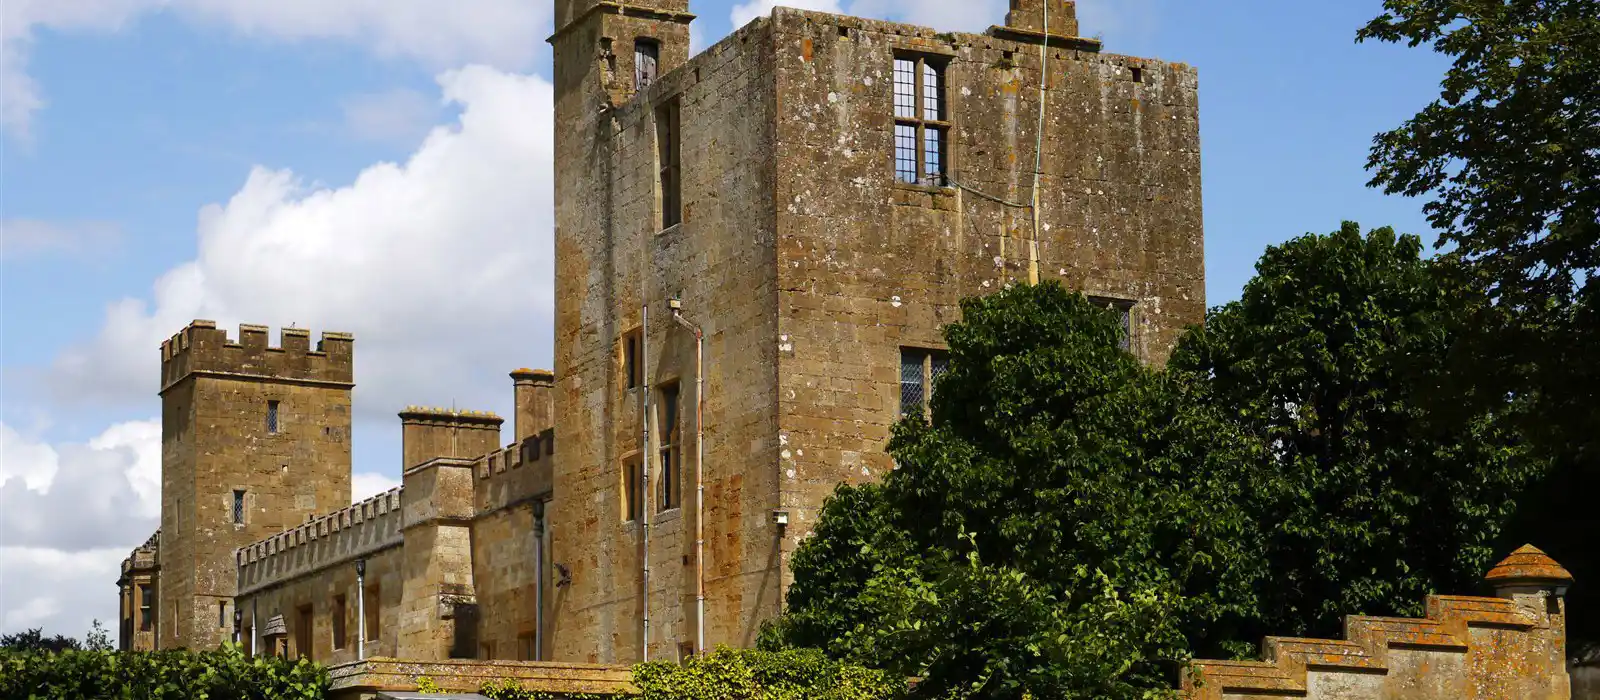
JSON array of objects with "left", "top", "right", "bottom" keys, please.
[
  {"left": 158, "top": 320, "right": 354, "bottom": 651},
  {"left": 1181, "top": 546, "right": 1576, "bottom": 700},
  {"left": 235, "top": 488, "right": 405, "bottom": 663},
  {"left": 470, "top": 429, "right": 556, "bottom": 661},
  {"left": 551, "top": 0, "right": 781, "bottom": 664},
  {"left": 547, "top": 0, "right": 1203, "bottom": 664}
]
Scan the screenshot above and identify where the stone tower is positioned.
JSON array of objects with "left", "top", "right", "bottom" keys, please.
[
  {"left": 551, "top": 0, "right": 1203, "bottom": 665},
  {"left": 157, "top": 320, "right": 354, "bottom": 649}
]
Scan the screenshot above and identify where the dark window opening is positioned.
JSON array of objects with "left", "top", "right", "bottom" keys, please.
[
  {"left": 364, "top": 584, "right": 380, "bottom": 641},
  {"left": 838, "top": 25, "right": 850, "bottom": 38},
  {"left": 899, "top": 347, "right": 950, "bottom": 419},
  {"left": 622, "top": 329, "right": 643, "bottom": 389},
  {"left": 1089, "top": 296, "right": 1135, "bottom": 352},
  {"left": 295, "top": 605, "right": 313, "bottom": 661},
  {"left": 656, "top": 99, "right": 682, "bottom": 229},
  {"left": 892, "top": 55, "right": 949, "bottom": 187},
  {"left": 139, "top": 586, "right": 153, "bottom": 631},
  {"left": 1131, "top": 66, "right": 1143, "bottom": 83},
  {"left": 622, "top": 454, "right": 644, "bottom": 522},
  {"left": 233, "top": 490, "right": 245, "bottom": 525},
  {"left": 658, "top": 383, "right": 681, "bottom": 511},
  {"left": 332, "top": 595, "right": 347, "bottom": 650},
  {"left": 635, "top": 39, "right": 660, "bottom": 90},
  {"left": 218, "top": 601, "right": 227, "bottom": 628},
  {"left": 266, "top": 400, "right": 280, "bottom": 433}
]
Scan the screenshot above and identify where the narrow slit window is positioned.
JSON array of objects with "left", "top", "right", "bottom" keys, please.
[
  {"left": 658, "top": 383, "right": 680, "bottom": 511},
  {"left": 266, "top": 400, "right": 279, "bottom": 433},
  {"left": 622, "top": 454, "right": 643, "bottom": 522},
  {"left": 332, "top": 595, "right": 347, "bottom": 650},
  {"left": 892, "top": 54, "right": 949, "bottom": 187},
  {"left": 218, "top": 601, "right": 227, "bottom": 628},
  {"left": 656, "top": 99, "right": 682, "bottom": 229},
  {"left": 622, "top": 329, "right": 642, "bottom": 389},
  {"left": 232, "top": 490, "right": 245, "bottom": 525}
]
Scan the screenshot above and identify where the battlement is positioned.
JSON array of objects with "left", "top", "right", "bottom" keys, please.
[
  {"left": 119, "top": 529, "right": 161, "bottom": 578},
  {"left": 236, "top": 487, "right": 404, "bottom": 596},
  {"left": 474, "top": 427, "right": 556, "bottom": 514},
  {"left": 160, "top": 320, "right": 354, "bottom": 392}
]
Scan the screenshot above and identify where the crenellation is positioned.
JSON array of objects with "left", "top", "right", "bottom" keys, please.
[
  {"left": 159, "top": 319, "right": 355, "bottom": 393},
  {"left": 237, "top": 487, "right": 405, "bottom": 596}
]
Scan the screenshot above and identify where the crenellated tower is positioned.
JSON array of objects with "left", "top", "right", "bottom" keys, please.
[{"left": 157, "top": 320, "right": 354, "bottom": 650}]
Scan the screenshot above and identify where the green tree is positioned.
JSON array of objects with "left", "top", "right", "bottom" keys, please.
[
  {"left": 1357, "top": 0, "right": 1600, "bottom": 305},
  {"left": 1169, "top": 222, "right": 1541, "bottom": 638},
  {"left": 766, "top": 282, "right": 1272, "bottom": 699}
]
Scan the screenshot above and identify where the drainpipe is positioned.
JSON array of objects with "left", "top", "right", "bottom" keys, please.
[
  {"left": 533, "top": 500, "right": 546, "bottom": 661},
  {"left": 641, "top": 302, "right": 652, "bottom": 663},
  {"left": 355, "top": 559, "right": 366, "bottom": 661},
  {"left": 251, "top": 598, "right": 258, "bottom": 657},
  {"left": 669, "top": 299, "right": 705, "bottom": 655}
]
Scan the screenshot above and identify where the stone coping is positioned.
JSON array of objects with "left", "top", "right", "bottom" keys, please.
[{"left": 329, "top": 658, "right": 635, "bottom": 697}]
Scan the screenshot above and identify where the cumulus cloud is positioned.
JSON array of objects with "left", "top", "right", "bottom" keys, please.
[
  {"left": 353, "top": 471, "right": 402, "bottom": 501},
  {"left": 48, "top": 66, "right": 555, "bottom": 424},
  {"left": 1, "top": 0, "right": 551, "bottom": 141},
  {"left": 730, "top": 0, "right": 846, "bottom": 29},
  {"left": 0, "top": 420, "right": 159, "bottom": 636}
]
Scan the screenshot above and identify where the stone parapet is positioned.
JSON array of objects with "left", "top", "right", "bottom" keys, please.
[
  {"left": 328, "top": 658, "right": 634, "bottom": 698},
  {"left": 1181, "top": 545, "right": 1574, "bottom": 699},
  {"left": 236, "top": 487, "right": 404, "bottom": 597},
  {"left": 473, "top": 428, "right": 555, "bottom": 515},
  {"left": 160, "top": 320, "right": 354, "bottom": 393}
]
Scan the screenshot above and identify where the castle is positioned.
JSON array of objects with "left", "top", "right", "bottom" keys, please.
[{"left": 116, "top": 0, "right": 1205, "bottom": 665}]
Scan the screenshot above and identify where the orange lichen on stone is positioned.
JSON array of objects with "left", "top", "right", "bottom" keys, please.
[{"left": 1484, "top": 544, "right": 1574, "bottom": 587}]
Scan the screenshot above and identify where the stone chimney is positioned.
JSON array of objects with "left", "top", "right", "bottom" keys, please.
[
  {"left": 511, "top": 368, "right": 555, "bottom": 442},
  {"left": 397, "top": 407, "right": 503, "bottom": 472},
  {"left": 1005, "top": 0, "right": 1079, "bottom": 38}
]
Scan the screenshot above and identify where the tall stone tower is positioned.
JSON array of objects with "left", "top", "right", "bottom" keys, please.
[
  {"left": 549, "top": 0, "right": 1203, "bottom": 664},
  {"left": 157, "top": 320, "right": 353, "bottom": 649}
]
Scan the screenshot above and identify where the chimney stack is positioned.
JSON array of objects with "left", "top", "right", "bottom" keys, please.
[
  {"left": 511, "top": 369, "right": 556, "bottom": 442},
  {"left": 1004, "top": 0, "right": 1080, "bottom": 39}
]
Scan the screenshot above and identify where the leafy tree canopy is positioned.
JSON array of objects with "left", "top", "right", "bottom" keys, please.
[
  {"left": 1357, "top": 0, "right": 1600, "bottom": 305},
  {"left": 1170, "top": 222, "right": 1540, "bottom": 638},
  {"left": 768, "top": 226, "right": 1546, "bottom": 697}
]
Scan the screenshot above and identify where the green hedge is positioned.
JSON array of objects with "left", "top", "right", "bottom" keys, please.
[
  {"left": 0, "top": 643, "right": 327, "bottom": 700},
  {"left": 469, "top": 648, "right": 903, "bottom": 700}
]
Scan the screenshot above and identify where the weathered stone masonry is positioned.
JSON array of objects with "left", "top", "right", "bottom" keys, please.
[{"left": 119, "top": 0, "right": 1205, "bottom": 670}]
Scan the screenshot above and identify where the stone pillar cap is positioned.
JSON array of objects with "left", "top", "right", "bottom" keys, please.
[{"left": 1485, "top": 544, "right": 1573, "bottom": 587}]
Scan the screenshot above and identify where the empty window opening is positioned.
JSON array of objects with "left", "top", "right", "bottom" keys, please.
[
  {"left": 622, "top": 454, "right": 644, "bottom": 522},
  {"left": 1089, "top": 296, "right": 1136, "bottom": 352},
  {"left": 295, "top": 604, "right": 313, "bottom": 660},
  {"left": 332, "top": 595, "right": 347, "bottom": 650},
  {"left": 266, "top": 400, "right": 280, "bottom": 433},
  {"left": 364, "top": 584, "right": 380, "bottom": 641},
  {"left": 218, "top": 601, "right": 227, "bottom": 628},
  {"left": 139, "top": 586, "right": 154, "bottom": 631},
  {"left": 1131, "top": 66, "right": 1143, "bottom": 83},
  {"left": 635, "top": 39, "right": 660, "bottom": 90},
  {"left": 893, "top": 54, "right": 949, "bottom": 187},
  {"left": 899, "top": 348, "right": 950, "bottom": 419},
  {"left": 656, "top": 98, "right": 682, "bottom": 229},
  {"left": 622, "top": 329, "right": 643, "bottom": 389},
  {"left": 838, "top": 25, "right": 850, "bottom": 38},
  {"left": 232, "top": 489, "right": 246, "bottom": 525},
  {"left": 658, "top": 383, "right": 681, "bottom": 511}
]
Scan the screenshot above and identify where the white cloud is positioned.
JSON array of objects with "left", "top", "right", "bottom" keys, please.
[
  {"left": 0, "top": 219, "right": 121, "bottom": 261},
  {"left": 0, "top": 419, "right": 159, "bottom": 636},
  {"left": 0, "top": 420, "right": 161, "bottom": 551},
  {"left": 1, "top": 0, "right": 551, "bottom": 141},
  {"left": 342, "top": 88, "right": 440, "bottom": 145},
  {"left": 48, "top": 65, "right": 555, "bottom": 426},
  {"left": 352, "top": 471, "right": 402, "bottom": 502},
  {"left": 845, "top": 0, "right": 1006, "bottom": 32},
  {"left": 0, "top": 547, "right": 129, "bottom": 635}
]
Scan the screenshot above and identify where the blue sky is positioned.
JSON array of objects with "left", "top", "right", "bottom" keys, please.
[{"left": 0, "top": 0, "right": 1451, "bottom": 637}]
